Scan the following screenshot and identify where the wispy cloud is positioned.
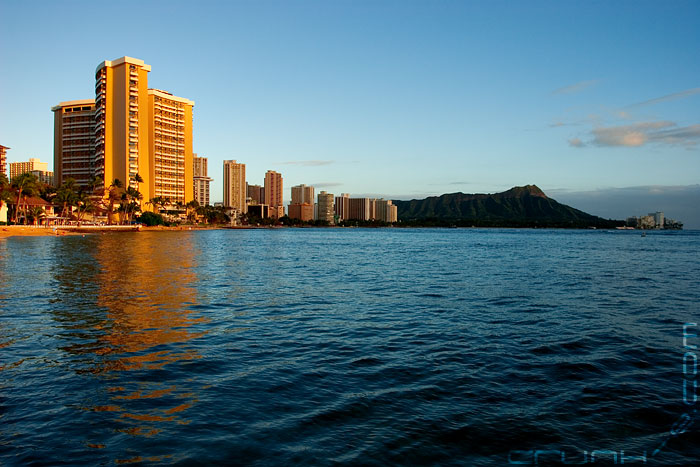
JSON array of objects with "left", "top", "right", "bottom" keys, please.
[
  {"left": 626, "top": 87, "right": 700, "bottom": 108},
  {"left": 279, "top": 160, "right": 334, "bottom": 166},
  {"left": 311, "top": 182, "right": 343, "bottom": 188},
  {"left": 570, "top": 121, "right": 700, "bottom": 148},
  {"left": 592, "top": 121, "right": 674, "bottom": 147},
  {"left": 553, "top": 80, "right": 600, "bottom": 95}
]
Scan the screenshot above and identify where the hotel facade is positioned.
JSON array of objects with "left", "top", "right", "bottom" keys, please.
[
  {"left": 223, "top": 160, "right": 247, "bottom": 214},
  {"left": 1, "top": 145, "right": 9, "bottom": 179},
  {"left": 52, "top": 100, "right": 96, "bottom": 187},
  {"left": 264, "top": 170, "right": 284, "bottom": 218},
  {"left": 9, "top": 158, "right": 53, "bottom": 185},
  {"left": 193, "top": 155, "right": 212, "bottom": 206},
  {"left": 53, "top": 56, "right": 195, "bottom": 207}
]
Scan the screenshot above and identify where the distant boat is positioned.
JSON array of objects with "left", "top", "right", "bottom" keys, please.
[{"left": 641, "top": 231, "right": 647, "bottom": 237}]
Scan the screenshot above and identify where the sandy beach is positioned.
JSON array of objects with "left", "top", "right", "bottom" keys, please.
[
  {"left": 0, "top": 225, "right": 82, "bottom": 238},
  {"left": 0, "top": 225, "right": 225, "bottom": 238}
]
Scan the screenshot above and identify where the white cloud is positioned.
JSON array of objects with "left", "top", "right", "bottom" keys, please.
[
  {"left": 573, "top": 121, "right": 700, "bottom": 148},
  {"left": 279, "top": 160, "right": 334, "bottom": 166},
  {"left": 626, "top": 87, "right": 700, "bottom": 108},
  {"left": 553, "top": 80, "right": 600, "bottom": 95}
]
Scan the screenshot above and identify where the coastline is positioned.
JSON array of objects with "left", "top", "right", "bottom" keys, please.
[
  {"left": 0, "top": 225, "right": 82, "bottom": 238},
  {"left": 2, "top": 224, "right": 688, "bottom": 239}
]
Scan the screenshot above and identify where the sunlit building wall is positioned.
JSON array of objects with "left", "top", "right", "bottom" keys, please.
[
  {"left": 193, "top": 154, "right": 212, "bottom": 206},
  {"left": 52, "top": 101, "right": 96, "bottom": 187},
  {"left": 223, "top": 160, "right": 247, "bottom": 214},
  {"left": 317, "top": 191, "right": 334, "bottom": 224},
  {"left": 291, "top": 184, "right": 315, "bottom": 205},
  {"left": 95, "top": 56, "right": 152, "bottom": 199},
  {"left": 374, "top": 199, "right": 397, "bottom": 223},
  {"left": 288, "top": 203, "right": 314, "bottom": 221},
  {"left": 9, "top": 158, "right": 48, "bottom": 180},
  {"left": 148, "top": 89, "right": 194, "bottom": 205},
  {"left": 347, "top": 197, "right": 370, "bottom": 221},
  {"left": 0, "top": 145, "right": 8, "bottom": 178},
  {"left": 334, "top": 193, "right": 350, "bottom": 220},
  {"left": 247, "top": 184, "right": 264, "bottom": 205},
  {"left": 264, "top": 170, "right": 284, "bottom": 218}
]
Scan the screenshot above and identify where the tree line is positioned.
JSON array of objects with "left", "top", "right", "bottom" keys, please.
[{"left": 0, "top": 172, "right": 231, "bottom": 226}]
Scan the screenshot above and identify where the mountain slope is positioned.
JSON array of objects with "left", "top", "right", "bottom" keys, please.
[{"left": 393, "top": 185, "right": 622, "bottom": 228}]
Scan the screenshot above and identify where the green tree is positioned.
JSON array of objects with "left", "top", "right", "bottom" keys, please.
[
  {"left": 75, "top": 189, "right": 95, "bottom": 222},
  {"left": 27, "top": 205, "right": 46, "bottom": 226},
  {"left": 148, "top": 196, "right": 168, "bottom": 214},
  {"left": 107, "top": 178, "right": 123, "bottom": 225},
  {"left": 0, "top": 173, "right": 11, "bottom": 223},
  {"left": 137, "top": 211, "right": 167, "bottom": 226},
  {"left": 186, "top": 199, "right": 199, "bottom": 223},
  {"left": 55, "top": 178, "right": 78, "bottom": 221},
  {"left": 124, "top": 186, "right": 143, "bottom": 223},
  {"left": 10, "top": 172, "right": 39, "bottom": 224}
]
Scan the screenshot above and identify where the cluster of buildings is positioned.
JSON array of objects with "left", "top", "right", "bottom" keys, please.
[
  {"left": 1, "top": 55, "right": 399, "bottom": 225},
  {"left": 220, "top": 160, "right": 397, "bottom": 224},
  {"left": 6, "top": 156, "right": 54, "bottom": 185},
  {"left": 626, "top": 211, "right": 683, "bottom": 230},
  {"left": 51, "top": 56, "right": 196, "bottom": 205}
]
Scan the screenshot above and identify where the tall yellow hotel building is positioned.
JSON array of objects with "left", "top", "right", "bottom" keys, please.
[
  {"left": 54, "top": 56, "right": 194, "bottom": 208},
  {"left": 223, "top": 160, "right": 247, "bottom": 215}
]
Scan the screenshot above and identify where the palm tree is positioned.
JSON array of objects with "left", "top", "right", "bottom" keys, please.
[
  {"left": 186, "top": 200, "right": 199, "bottom": 223},
  {"left": 148, "top": 196, "right": 168, "bottom": 214},
  {"left": 124, "top": 186, "right": 143, "bottom": 223},
  {"left": 107, "top": 179, "right": 123, "bottom": 225},
  {"left": 89, "top": 176, "right": 104, "bottom": 193},
  {"left": 0, "top": 173, "right": 11, "bottom": 224},
  {"left": 55, "top": 178, "right": 78, "bottom": 222},
  {"left": 75, "top": 190, "right": 94, "bottom": 222},
  {"left": 27, "top": 206, "right": 46, "bottom": 226},
  {"left": 10, "top": 173, "right": 39, "bottom": 224}
]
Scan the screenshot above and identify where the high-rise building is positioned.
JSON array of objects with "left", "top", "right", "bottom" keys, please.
[
  {"left": 31, "top": 170, "right": 54, "bottom": 185},
  {"left": 264, "top": 170, "right": 284, "bottom": 218},
  {"left": 334, "top": 193, "right": 350, "bottom": 220},
  {"left": 374, "top": 199, "right": 397, "bottom": 223},
  {"left": 9, "top": 158, "right": 48, "bottom": 180},
  {"left": 223, "top": 160, "right": 247, "bottom": 214},
  {"left": 94, "top": 56, "right": 152, "bottom": 196},
  {"left": 348, "top": 197, "right": 370, "bottom": 221},
  {"left": 247, "top": 184, "right": 264, "bottom": 204},
  {"left": 54, "top": 56, "right": 195, "bottom": 208},
  {"left": 51, "top": 100, "right": 96, "bottom": 187},
  {"left": 1, "top": 145, "right": 10, "bottom": 179},
  {"left": 193, "top": 154, "right": 212, "bottom": 206},
  {"left": 317, "top": 191, "right": 334, "bottom": 224},
  {"left": 291, "top": 184, "right": 315, "bottom": 205},
  {"left": 9, "top": 158, "right": 54, "bottom": 185},
  {"left": 148, "top": 89, "right": 194, "bottom": 205},
  {"left": 288, "top": 203, "right": 313, "bottom": 221}
]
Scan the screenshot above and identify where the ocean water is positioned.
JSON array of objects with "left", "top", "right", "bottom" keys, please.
[{"left": 0, "top": 228, "right": 699, "bottom": 465}]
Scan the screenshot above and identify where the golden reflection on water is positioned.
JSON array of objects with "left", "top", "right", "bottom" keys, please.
[{"left": 78, "top": 232, "right": 208, "bottom": 448}]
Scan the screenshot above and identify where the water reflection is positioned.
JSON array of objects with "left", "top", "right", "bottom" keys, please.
[{"left": 51, "top": 232, "right": 208, "bottom": 455}]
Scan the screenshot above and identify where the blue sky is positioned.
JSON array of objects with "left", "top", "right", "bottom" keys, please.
[{"left": 1, "top": 0, "right": 698, "bottom": 225}]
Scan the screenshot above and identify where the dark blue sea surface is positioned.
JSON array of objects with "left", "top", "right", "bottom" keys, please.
[{"left": 1, "top": 228, "right": 699, "bottom": 465}]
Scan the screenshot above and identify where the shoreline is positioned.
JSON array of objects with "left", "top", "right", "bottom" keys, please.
[
  {"left": 1, "top": 224, "right": 690, "bottom": 239},
  {"left": 0, "top": 225, "right": 83, "bottom": 238}
]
